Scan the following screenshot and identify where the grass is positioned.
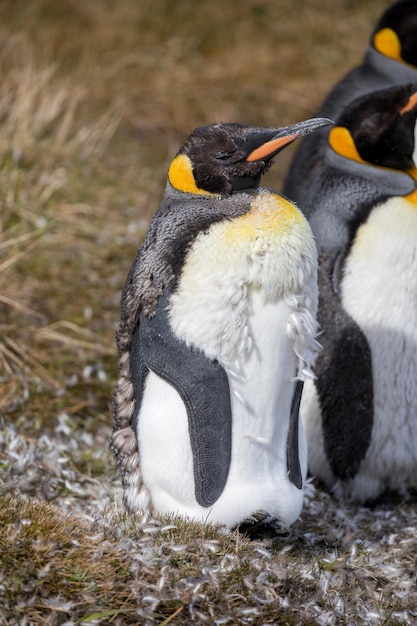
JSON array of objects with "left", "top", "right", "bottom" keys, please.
[
  {"left": 1, "top": 0, "right": 416, "bottom": 624},
  {"left": 2, "top": 488, "right": 416, "bottom": 625}
]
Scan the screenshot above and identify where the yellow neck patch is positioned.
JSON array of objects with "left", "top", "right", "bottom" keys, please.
[
  {"left": 405, "top": 168, "right": 417, "bottom": 204},
  {"left": 220, "top": 190, "right": 304, "bottom": 245},
  {"left": 373, "top": 28, "right": 402, "bottom": 62},
  {"left": 168, "top": 154, "right": 213, "bottom": 196},
  {"left": 329, "top": 126, "right": 367, "bottom": 164}
]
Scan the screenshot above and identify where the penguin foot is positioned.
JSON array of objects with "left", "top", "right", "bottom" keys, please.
[{"left": 237, "top": 510, "right": 290, "bottom": 539}]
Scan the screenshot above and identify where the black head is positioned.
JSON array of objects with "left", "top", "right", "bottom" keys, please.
[
  {"left": 329, "top": 83, "right": 417, "bottom": 170},
  {"left": 372, "top": 0, "right": 417, "bottom": 67},
  {"left": 168, "top": 119, "right": 333, "bottom": 197}
]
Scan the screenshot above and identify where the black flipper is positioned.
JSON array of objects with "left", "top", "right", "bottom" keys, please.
[
  {"left": 314, "top": 251, "right": 374, "bottom": 480},
  {"left": 286, "top": 379, "right": 304, "bottom": 489},
  {"left": 130, "top": 289, "right": 232, "bottom": 508}
]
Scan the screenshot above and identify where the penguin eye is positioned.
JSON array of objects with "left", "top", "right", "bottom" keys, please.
[{"left": 213, "top": 150, "right": 234, "bottom": 162}]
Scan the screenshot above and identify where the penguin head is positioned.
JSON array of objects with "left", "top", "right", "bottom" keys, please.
[
  {"left": 168, "top": 119, "right": 333, "bottom": 197},
  {"left": 372, "top": 0, "right": 417, "bottom": 67},
  {"left": 329, "top": 83, "right": 417, "bottom": 170}
]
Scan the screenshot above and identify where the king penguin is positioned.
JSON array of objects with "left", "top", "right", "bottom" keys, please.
[
  {"left": 283, "top": 0, "right": 417, "bottom": 209},
  {"left": 110, "top": 117, "right": 332, "bottom": 531},
  {"left": 297, "top": 83, "right": 417, "bottom": 502}
]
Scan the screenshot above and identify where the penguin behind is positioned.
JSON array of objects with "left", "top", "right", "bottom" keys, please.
[
  {"left": 298, "top": 83, "right": 417, "bottom": 503},
  {"left": 111, "top": 117, "right": 332, "bottom": 531},
  {"left": 283, "top": 0, "right": 417, "bottom": 208}
]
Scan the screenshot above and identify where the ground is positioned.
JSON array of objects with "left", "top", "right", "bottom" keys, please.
[{"left": 1, "top": 1, "right": 416, "bottom": 624}]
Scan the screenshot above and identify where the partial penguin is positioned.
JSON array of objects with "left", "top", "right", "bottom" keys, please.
[
  {"left": 111, "top": 118, "right": 332, "bottom": 530},
  {"left": 298, "top": 83, "right": 417, "bottom": 502},
  {"left": 283, "top": 0, "right": 417, "bottom": 208}
]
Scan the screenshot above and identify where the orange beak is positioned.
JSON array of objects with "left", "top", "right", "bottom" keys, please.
[
  {"left": 245, "top": 117, "right": 333, "bottom": 162},
  {"left": 400, "top": 91, "right": 417, "bottom": 115}
]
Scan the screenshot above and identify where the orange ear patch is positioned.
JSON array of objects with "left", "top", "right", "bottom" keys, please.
[
  {"left": 328, "top": 126, "right": 367, "bottom": 163},
  {"left": 373, "top": 27, "right": 402, "bottom": 62},
  {"left": 168, "top": 154, "right": 213, "bottom": 196}
]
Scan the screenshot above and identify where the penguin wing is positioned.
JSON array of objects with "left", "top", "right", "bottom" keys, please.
[
  {"left": 131, "top": 288, "right": 232, "bottom": 508},
  {"left": 287, "top": 379, "right": 304, "bottom": 489},
  {"left": 314, "top": 250, "right": 373, "bottom": 480}
]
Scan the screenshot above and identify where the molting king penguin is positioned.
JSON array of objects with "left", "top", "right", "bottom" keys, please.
[
  {"left": 283, "top": 0, "right": 417, "bottom": 209},
  {"left": 110, "top": 118, "right": 332, "bottom": 531},
  {"left": 298, "top": 83, "right": 417, "bottom": 502}
]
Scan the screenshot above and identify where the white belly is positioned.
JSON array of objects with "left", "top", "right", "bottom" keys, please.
[
  {"left": 304, "top": 198, "right": 417, "bottom": 501},
  {"left": 137, "top": 292, "right": 308, "bottom": 528}
]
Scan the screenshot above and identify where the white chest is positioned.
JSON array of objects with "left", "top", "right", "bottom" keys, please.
[{"left": 168, "top": 188, "right": 318, "bottom": 370}]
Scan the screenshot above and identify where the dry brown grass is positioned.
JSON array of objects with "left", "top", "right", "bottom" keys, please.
[{"left": 2, "top": 1, "right": 416, "bottom": 624}]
